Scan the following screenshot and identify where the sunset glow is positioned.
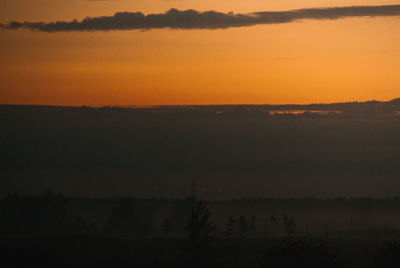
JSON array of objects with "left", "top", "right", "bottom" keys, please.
[{"left": 1, "top": 0, "right": 400, "bottom": 105}]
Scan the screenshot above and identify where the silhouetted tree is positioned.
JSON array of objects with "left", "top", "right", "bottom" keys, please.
[
  {"left": 262, "top": 219, "right": 269, "bottom": 238},
  {"left": 182, "top": 200, "right": 216, "bottom": 268},
  {"left": 171, "top": 198, "right": 192, "bottom": 234},
  {"left": 238, "top": 216, "right": 248, "bottom": 238},
  {"left": 283, "top": 216, "right": 295, "bottom": 237},
  {"left": 70, "top": 216, "right": 91, "bottom": 234},
  {"left": 225, "top": 216, "right": 237, "bottom": 238},
  {"left": 249, "top": 215, "right": 257, "bottom": 238},
  {"left": 138, "top": 204, "right": 155, "bottom": 235},
  {"left": 163, "top": 217, "right": 172, "bottom": 236},
  {"left": 104, "top": 197, "right": 138, "bottom": 237},
  {"left": 0, "top": 190, "right": 68, "bottom": 235},
  {"left": 270, "top": 215, "right": 280, "bottom": 236},
  {"left": 270, "top": 215, "right": 278, "bottom": 224}
]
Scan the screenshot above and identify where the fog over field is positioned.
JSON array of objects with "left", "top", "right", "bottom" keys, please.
[{"left": 1, "top": 99, "right": 400, "bottom": 199}]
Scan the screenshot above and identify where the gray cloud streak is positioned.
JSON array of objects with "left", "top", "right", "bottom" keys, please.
[{"left": 2, "top": 5, "right": 400, "bottom": 32}]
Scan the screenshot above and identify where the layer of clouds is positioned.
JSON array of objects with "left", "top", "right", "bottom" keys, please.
[{"left": 2, "top": 5, "right": 400, "bottom": 32}]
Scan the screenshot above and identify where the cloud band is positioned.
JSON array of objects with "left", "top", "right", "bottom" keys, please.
[{"left": 2, "top": 5, "right": 400, "bottom": 32}]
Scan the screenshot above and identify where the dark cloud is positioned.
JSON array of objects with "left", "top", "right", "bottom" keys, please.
[{"left": 3, "top": 5, "right": 400, "bottom": 32}]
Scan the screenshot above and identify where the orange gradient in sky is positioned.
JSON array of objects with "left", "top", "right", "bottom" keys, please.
[{"left": 1, "top": 0, "right": 400, "bottom": 105}]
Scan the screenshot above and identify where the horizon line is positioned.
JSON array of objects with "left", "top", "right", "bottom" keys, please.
[{"left": 1, "top": 97, "right": 399, "bottom": 109}]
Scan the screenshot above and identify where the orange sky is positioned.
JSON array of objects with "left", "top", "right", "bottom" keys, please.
[{"left": 1, "top": 0, "right": 400, "bottom": 105}]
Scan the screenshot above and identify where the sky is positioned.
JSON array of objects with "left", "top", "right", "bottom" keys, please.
[{"left": 1, "top": 0, "right": 400, "bottom": 106}]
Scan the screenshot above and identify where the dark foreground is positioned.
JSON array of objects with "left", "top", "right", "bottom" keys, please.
[
  {"left": 2, "top": 192, "right": 400, "bottom": 267},
  {"left": 2, "top": 235, "right": 400, "bottom": 268}
]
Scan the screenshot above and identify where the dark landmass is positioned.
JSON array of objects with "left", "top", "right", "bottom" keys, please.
[
  {"left": 1, "top": 99, "right": 400, "bottom": 199},
  {"left": 2, "top": 235, "right": 396, "bottom": 268},
  {"left": 2, "top": 191, "right": 400, "bottom": 267},
  {"left": 5, "top": 192, "right": 400, "bottom": 238}
]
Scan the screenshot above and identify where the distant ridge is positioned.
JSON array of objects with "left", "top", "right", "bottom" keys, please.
[
  {"left": 389, "top": 98, "right": 400, "bottom": 104},
  {"left": 1, "top": 98, "right": 400, "bottom": 109}
]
